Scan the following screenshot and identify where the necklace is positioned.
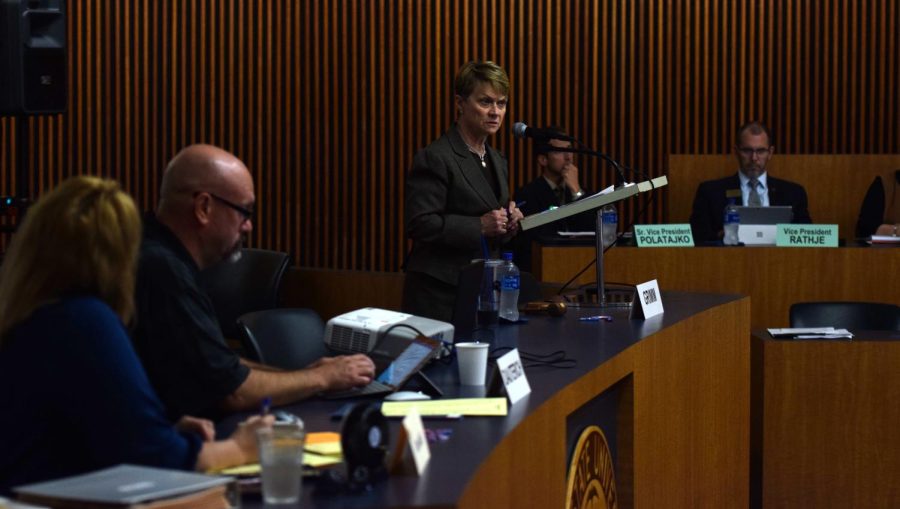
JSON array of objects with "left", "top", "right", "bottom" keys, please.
[{"left": 465, "top": 142, "right": 487, "bottom": 167}]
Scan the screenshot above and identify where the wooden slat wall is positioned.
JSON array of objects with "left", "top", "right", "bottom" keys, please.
[{"left": 0, "top": 0, "right": 898, "bottom": 270}]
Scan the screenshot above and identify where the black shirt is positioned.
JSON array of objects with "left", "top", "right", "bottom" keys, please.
[
  {"left": 131, "top": 215, "right": 250, "bottom": 419},
  {"left": 513, "top": 177, "right": 595, "bottom": 272}
]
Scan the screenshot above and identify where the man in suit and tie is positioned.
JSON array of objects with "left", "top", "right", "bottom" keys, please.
[
  {"left": 403, "top": 60, "right": 523, "bottom": 322},
  {"left": 689, "top": 121, "right": 812, "bottom": 243},
  {"left": 513, "top": 128, "right": 595, "bottom": 272}
]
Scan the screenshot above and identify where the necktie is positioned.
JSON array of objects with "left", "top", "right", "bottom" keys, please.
[
  {"left": 748, "top": 179, "right": 762, "bottom": 206},
  {"left": 555, "top": 186, "right": 566, "bottom": 205}
]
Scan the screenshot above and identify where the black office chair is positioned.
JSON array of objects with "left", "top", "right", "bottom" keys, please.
[
  {"left": 237, "top": 308, "right": 330, "bottom": 369},
  {"left": 789, "top": 301, "right": 900, "bottom": 331},
  {"left": 199, "top": 248, "right": 291, "bottom": 341}
]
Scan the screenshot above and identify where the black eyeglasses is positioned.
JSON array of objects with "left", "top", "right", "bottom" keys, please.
[
  {"left": 196, "top": 192, "right": 254, "bottom": 221},
  {"left": 737, "top": 147, "right": 771, "bottom": 157}
]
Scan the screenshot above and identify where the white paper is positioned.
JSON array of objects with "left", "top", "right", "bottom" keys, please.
[
  {"left": 768, "top": 327, "right": 836, "bottom": 335},
  {"left": 402, "top": 408, "right": 430, "bottom": 475},
  {"left": 634, "top": 279, "right": 664, "bottom": 319},
  {"left": 496, "top": 349, "right": 531, "bottom": 405},
  {"left": 767, "top": 327, "right": 853, "bottom": 339}
]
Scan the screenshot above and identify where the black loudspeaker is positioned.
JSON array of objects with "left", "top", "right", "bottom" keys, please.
[{"left": 0, "top": 0, "right": 66, "bottom": 115}]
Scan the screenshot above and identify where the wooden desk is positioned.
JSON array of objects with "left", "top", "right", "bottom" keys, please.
[
  {"left": 667, "top": 154, "right": 900, "bottom": 236},
  {"left": 535, "top": 245, "right": 900, "bottom": 328},
  {"left": 232, "top": 292, "right": 751, "bottom": 508},
  {"left": 752, "top": 330, "right": 900, "bottom": 507}
]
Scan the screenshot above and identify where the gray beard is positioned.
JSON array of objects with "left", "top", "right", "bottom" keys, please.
[{"left": 226, "top": 248, "right": 243, "bottom": 264}]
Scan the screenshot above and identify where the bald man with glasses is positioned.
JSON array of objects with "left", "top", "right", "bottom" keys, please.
[
  {"left": 689, "top": 121, "right": 812, "bottom": 243},
  {"left": 132, "top": 144, "right": 375, "bottom": 420}
]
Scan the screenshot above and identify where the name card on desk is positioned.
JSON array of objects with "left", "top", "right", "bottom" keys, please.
[
  {"left": 634, "top": 224, "right": 694, "bottom": 247},
  {"left": 402, "top": 409, "right": 431, "bottom": 475},
  {"left": 496, "top": 348, "right": 531, "bottom": 405},
  {"left": 391, "top": 408, "right": 430, "bottom": 475},
  {"left": 776, "top": 224, "right": 838, "bottom": 247},
  {"left": 631, "top": 279, "right": 664, "bottom": 319}
]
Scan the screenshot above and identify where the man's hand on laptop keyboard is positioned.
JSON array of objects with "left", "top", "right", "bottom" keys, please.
[{"left": 308, "top": 354, "right": 375, "bottom": 391}]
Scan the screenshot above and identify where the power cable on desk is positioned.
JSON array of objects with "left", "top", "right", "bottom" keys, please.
[
  {"left": 489, "top": 345, "right": 576, "bottom": 369},
  {"left": 377, "top": 322, "right": 454, "bottom": 364}
]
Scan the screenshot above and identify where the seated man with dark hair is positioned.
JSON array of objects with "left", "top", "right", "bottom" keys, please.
[
  {"left": 513, "top": 127, "right": 595, "bottom": 272},
  {"left": 690, "top": 121, "right": 812, "bottom": 243}
]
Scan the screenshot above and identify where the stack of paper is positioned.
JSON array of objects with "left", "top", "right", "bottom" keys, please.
[
  {"left": 767, "top": 327, "right": 854, "bottom": 339},
  {"left": 217, "top": 431, "right": 343, "bottom": 478},
  {"left": 869, "top": 235, "right": 900, "bottom": 244}
]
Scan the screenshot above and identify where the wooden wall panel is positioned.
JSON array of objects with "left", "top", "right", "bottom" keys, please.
[{"left": 1, "top": 0, "right": 898, "bottom": 271}]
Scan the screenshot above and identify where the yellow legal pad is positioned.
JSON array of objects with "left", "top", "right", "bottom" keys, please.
[
  {"left": 215, "top": 432, "right": 343, "bottom": 475},
  {"left": 380, "top": 398, "right": 508, "bottom": 417}
]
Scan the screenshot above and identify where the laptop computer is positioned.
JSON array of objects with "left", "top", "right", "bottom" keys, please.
[
  {"left": 736, "top": 206, "right": 793, "bottom": 245},
  {"left": 450, "top": 260, "right": 486, "bottom": 341},
  {"left": 322, "top": 335, "right": 441, "bottom": 399},
  {"left": 735, "top": 205, "right": 793, "bottom": 225}
]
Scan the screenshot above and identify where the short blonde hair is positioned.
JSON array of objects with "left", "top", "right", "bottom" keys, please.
[
  {"left": 0, "top": 177, "right": 142, "bottom": 344},
  {"left": 454, "top": 60, "right": 510, "bottom": 98}
]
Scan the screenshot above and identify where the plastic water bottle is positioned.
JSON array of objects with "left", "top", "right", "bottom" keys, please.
[
  {"left": 601, "top": 204, "right": 618, "bottom": 249},
  {"left": 498, "top": 252, "right": 520, "bottom": 322},
  {"left": 723, "top": 199, "right": 740, "bottom": 245}
]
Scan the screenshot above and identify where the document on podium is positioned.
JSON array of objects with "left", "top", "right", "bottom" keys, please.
[{"left": 520, "top": 176, "right": 668, "bottom": 231}]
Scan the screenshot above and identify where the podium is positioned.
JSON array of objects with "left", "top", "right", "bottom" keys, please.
[{"left": 520, "top": 175, "right": 668, "bottom": 305}]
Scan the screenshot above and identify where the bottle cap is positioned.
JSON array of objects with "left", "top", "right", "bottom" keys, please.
[{"left": 502, "top": 251, "right": 514, "bottom": 261}]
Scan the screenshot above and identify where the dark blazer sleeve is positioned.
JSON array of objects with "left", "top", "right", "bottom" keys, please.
[
  {"left": 690, "top": 179, "right": 728, "bottom": 243},
  {"left": 856, "top": 176, "right": 884, "bottom": 237},
  {"left": 769, "top": 177, "right": 812, "bottom": 224},
  {"left": 406, "top": 147, "right": 484, "bottom": 249},
  {"left": 404, "top": 127, "right": 509, "bottom": 286}
]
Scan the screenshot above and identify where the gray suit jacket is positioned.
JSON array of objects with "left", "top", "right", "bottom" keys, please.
[{"left": 404, "top": 124, "right": 510, "bottom": 286}]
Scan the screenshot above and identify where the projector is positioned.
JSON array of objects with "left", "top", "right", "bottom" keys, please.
[{"left": 323, "top": 307, "right": 454, "bottom": 356}]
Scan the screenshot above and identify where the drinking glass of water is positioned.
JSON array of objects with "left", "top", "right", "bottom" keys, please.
[{"left": 257, "top": 419, "right": 305, "bottom": 504}]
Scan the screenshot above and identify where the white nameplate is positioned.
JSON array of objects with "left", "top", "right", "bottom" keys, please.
[
  {"left": 496, "top": 348, "right": 531, "bottom": 405},
  {"left": 631, "top": 279, "right": 664, "bottom": 319},
  {"left": 402, "top": 408, "right": 430, "bottom": 475}
]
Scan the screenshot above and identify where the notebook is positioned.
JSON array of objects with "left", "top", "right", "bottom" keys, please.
[
  {"left": 322, "top": 335, "right": 441, "bottom": 399},
  {"left": 14, "top": 465, "right": 236, "bottom": 509}
]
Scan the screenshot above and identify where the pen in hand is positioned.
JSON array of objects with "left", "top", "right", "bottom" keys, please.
[
  {"left": 506, "top": 200, "right": 526, "bottom": 226},
  {"left": 260, "top": 396, "right": 271, "bottom": 417}
]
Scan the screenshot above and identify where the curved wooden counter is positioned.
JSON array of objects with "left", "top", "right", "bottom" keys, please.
[{"left": 236, "top": 292, "right": 750, "bottom": 508}]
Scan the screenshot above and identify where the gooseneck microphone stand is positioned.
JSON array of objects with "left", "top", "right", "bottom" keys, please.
[{"left": 541, "top": 144, "right": 629, "bottom": 307}]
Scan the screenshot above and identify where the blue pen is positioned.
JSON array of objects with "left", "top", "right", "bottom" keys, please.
[
  {"left": 508, "top": 200, "right": 526, "bottom": 216},
  {"left": 506, "top": 201, "right": 526, "bottom": 227},
  {"left": 260, "top": 396, "right": 272, "bottom": 416},
  {"left": 579, "top": 315, "right": 613, "bottom": 322}
]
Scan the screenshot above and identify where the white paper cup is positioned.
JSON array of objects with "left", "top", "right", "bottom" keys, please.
[
  {"left": 256, "top": 420, "right": 305, "bottom": 504},
  {"left": 456, "top": 342, "right": 490, "bottom": 385}
]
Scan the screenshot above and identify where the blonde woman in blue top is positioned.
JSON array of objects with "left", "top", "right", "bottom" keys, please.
[{"left": 0, "top": 176, "right": 272, "bottom": 494}]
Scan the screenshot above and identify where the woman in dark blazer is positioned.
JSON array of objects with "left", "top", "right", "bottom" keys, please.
[{"left": 403, "top": 60, "right": 523, "bottom": 322}]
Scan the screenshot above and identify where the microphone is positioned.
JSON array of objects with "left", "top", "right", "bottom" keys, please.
[
  {"left": 513, "top": 121, "right": 630, "bottom": 188},
  {"left": 512, "top": 122, "right": 577, "bottom": 142}
]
